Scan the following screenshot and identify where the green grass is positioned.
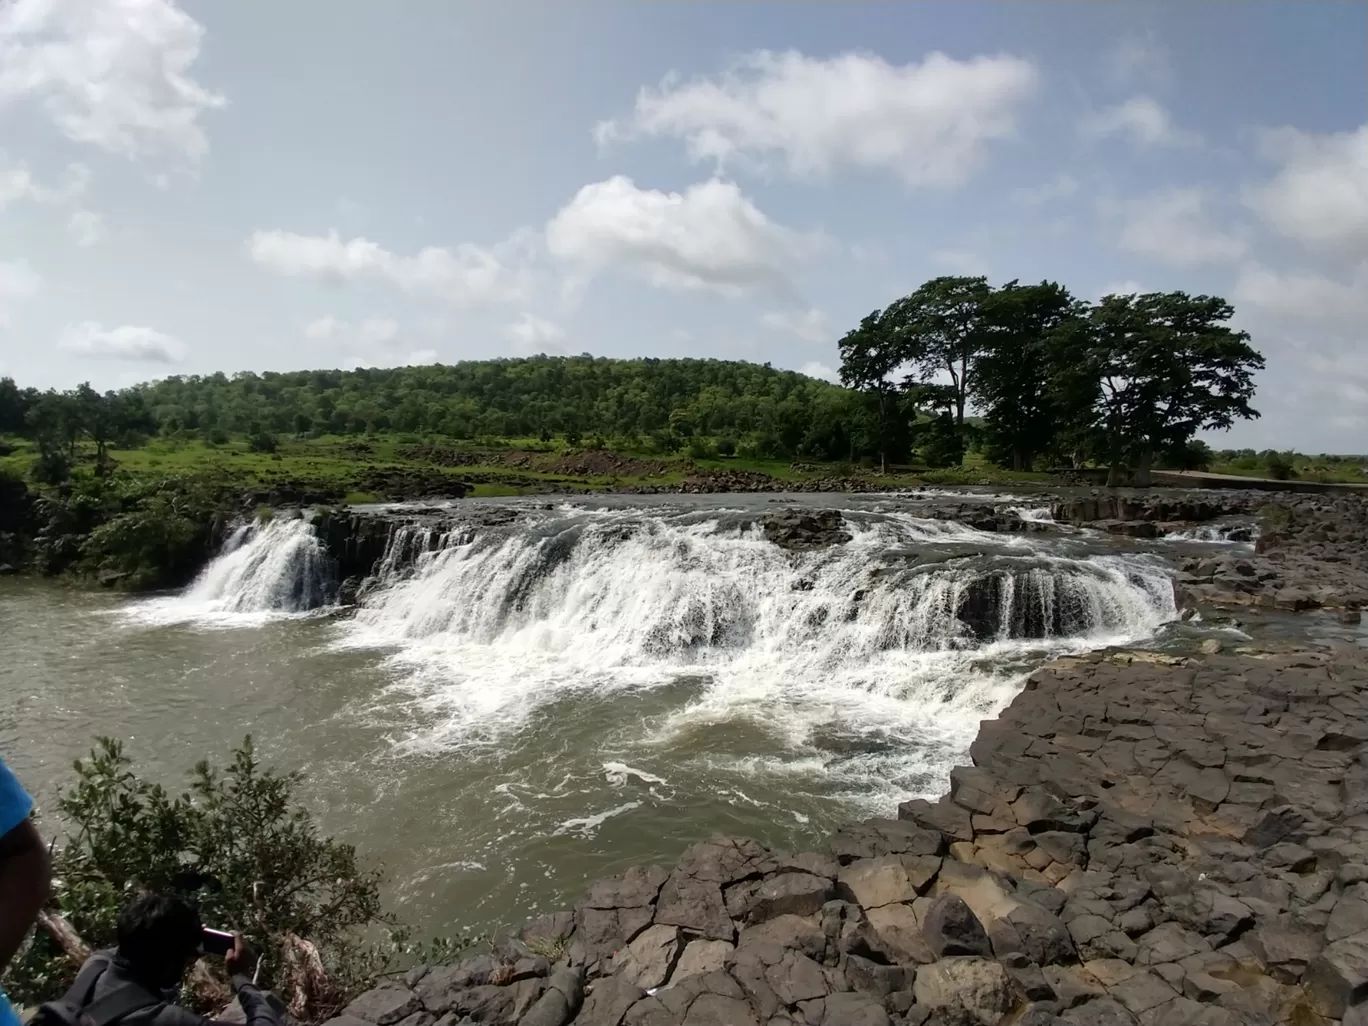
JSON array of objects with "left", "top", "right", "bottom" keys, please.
[
  {"left": 1, "top": 431, "right": 1063, "bottom": 502},
  {"left": 1209, "top": 459, "right": 1368, "bottom": 485}
]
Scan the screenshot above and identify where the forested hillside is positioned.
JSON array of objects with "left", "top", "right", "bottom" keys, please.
[{"left": 1, "top": 357, "right": 869, "bottom": 462}]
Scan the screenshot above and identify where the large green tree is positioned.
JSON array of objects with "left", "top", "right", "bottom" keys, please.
[
  {"left": 972, "top": 280, "right": 1082, "bottom": 471},
  {"left": 838, "top": 311, "right": 908, "bottom": 472},
  {"left": 880, "top": 275, "right": 992, "bottom": 429},
  {"left": 1055, "top": 291, "right": 1265, "bottom": 485}
]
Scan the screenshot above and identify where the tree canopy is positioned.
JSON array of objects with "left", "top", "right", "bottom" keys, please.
[{"left": 838, "top": 280, "right": 1265, "bottom": 479}]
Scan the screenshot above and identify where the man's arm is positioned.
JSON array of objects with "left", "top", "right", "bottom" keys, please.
[
  {"left": 221, "top": 936, "right": 281, "bottom": 1026},
  {"left": 0, "top": 761, "right": 52, "bottom": 974}
]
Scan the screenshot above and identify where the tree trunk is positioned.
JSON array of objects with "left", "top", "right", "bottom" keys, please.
[
  {"left": 1135, "top": 445, "right": 1154, "bottom": 488},
  {"left": 38, "top": 909, "right": 91, "bottom": 964},
  {"left": 1012, "top": 449, "right": 1024, "bottom": 473}
]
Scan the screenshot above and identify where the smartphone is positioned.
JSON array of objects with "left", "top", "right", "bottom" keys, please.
[{"left": 201, "top": 928, "right": 235, "bottom": 956}]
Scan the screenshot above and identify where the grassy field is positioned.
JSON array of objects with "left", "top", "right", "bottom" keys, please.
[
  {"left": 0, "top": 432, "right": 1059, "bottom": 500},
  {"left": 1207, "top": 453, "right": 1368, "bottom": 485}
]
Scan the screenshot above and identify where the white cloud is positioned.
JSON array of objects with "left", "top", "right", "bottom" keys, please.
[
  {"left": 58, "top": 321, "right": 183, "bottom": 361},
  {"left": 1082, "top": 96, "right": 1196, "bottom": 147},
  {"left": 0, "top": 161, "right": 88, "bottom": 210},
  {"left": 1012, "top": 173, "right": 1079, "bottom": 206},
  {"left": 0, "top": 165, "right": 45, "bottom": 209},
  {"left": 761, "top": 308, "right": 829, "bottom": 343},
  {"left": 1245, "top": 123, "right": 1368, "bottom": 258},
  {"left": 0, "top": 0, "right": 224, "bottom": 165},
  {"left": 597, "top": 49, "right": 1038, "bottom": 187},
  {"left": 799, "top": 361, "right": 840, "bottom": 383},
  {"left": 1111, "top": 187, "right": 1247, "bottom": 266},
  {"left": 1106, "top": 33, "right": 1172, "bottom": 89},
  {"left": 502, "top": 312, "right": 565, "bottom": 354},
  {"left": 1229, "top": 262, "right": 1368, "bottom": 440},
  {"left": 300, "top": 315, "right": 434, "bottom": 369},
  {"left": 1233, "top": 262, "right": 1368, "bottom": 332},
  {"left": 248, "top": 230, "right": 527, "bottom": 305},
  {"left": 0, "top": 260, "right": 42, "bottom": 325},
  {"left": 67, "top": 209, "right": 104, "bottom": 247},
  {"left": 545, "top": 175, "right": 810, "bottom": 295}
]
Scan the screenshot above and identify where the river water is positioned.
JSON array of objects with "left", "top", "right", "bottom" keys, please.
[{"left": 0, "top": 493, "right": 1276, "bottom": 936}]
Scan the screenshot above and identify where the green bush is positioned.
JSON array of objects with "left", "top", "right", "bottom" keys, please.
[
  {"left": 687, "top": 437, "right": 713, "bottom": 460},
  {"left": 248, "top": 432, "right": 278, "bottom": 454},
  {"left": 79, "top": 494, "right": 210, "bottom": 589},
  {"left": 715, "top": 438, "right": 736, "bottom": 457},
  {"left": 3, "top": 738, "right": 454, "bottom": 1018},
  {"left": 1265, "top": 451, "right": 1296, "bottom": 480}
]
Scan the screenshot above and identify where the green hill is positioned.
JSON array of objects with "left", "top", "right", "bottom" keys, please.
[{"left": 129, "top": 356, "right": 866, "bottom": 461}]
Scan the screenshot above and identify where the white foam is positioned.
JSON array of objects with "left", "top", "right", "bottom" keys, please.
[
  {"left": 336, "top": 508, "right": 1174, "bottom": 824},
  {"left": 603, "top": 762, "right": 668, "bottom": 786},
  {"left": 1010, "top": 506, "right": 1055, "bottom": 523},
  {"left": 553, "top": 801, "right": 642, "bottom": 837},
  {"left": 1163, "top": 524, "right": 1255, "bottom": 544}
]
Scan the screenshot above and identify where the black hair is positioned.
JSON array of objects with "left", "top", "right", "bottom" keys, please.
[{"left": 115, "top": 891, "right": 203, "bottom": 986}]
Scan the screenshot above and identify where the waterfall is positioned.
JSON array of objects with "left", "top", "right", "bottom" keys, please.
[
  {"left": 338, "top": 507, "right": 1174, "bottom": 756},
  {"left": 124, "top": 518, "right": 335, "bottom": 625}
]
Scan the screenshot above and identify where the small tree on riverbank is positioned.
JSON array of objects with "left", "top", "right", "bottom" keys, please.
[{"left": 3, "top": 738, "right": 449, "bottom": 1020}]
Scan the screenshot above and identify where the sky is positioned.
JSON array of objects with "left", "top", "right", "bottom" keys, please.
[{"left": 0, "top": 1, "right": 1364, "bottom": 452}]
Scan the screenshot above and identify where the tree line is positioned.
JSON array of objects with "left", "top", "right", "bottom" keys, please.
[
  {"left": 2, "top": 277, "right": 1265, "bottom": 481},
  {"left": 1, "top": 359, "right": 880, "bottom": 465},
  {"left": 839, "top": 276, "right": 1265, "bottom": 484}
]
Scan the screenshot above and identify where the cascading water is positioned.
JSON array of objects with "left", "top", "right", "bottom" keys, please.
[
  {"left": 339, "top": 506, "right": 1175, "bottom": 815},
  {"left": 1164, "top": 522, "right": 1256, "bottom": 544},
  {"left": 124, "top": 518, "right": 335, "bottom": 625}
]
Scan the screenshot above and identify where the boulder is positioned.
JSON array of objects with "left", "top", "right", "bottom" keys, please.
[
  {"left": 912, "top": 957, "right": 1015, "bottom": 1026},
  {"left": 742, "top": 872, "right": 834, "bottom": 923},
  {"left": 1305, "top": 930, "right": 1368, "bottom": 1018},
  {"left": 611, "top": 924, "right": 683, "bottom": 990},
  {"left": 341, "top": 986, "right": 421, "bottom": 1026},
  {"left": 761, "top": 510, "right": 852, "bottom": 551},
  {"left": 837, "top": 855, "right": 940, "bottom": 909},
  {"left": 922, "top": 894, "right": 992, "bottom": 959}
]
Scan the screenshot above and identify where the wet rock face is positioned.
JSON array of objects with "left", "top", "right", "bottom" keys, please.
[
  {"left": 326, "top": 637, "right": 1368, "bottom": 1026},
  {"left": 761, "top": 510, "right": 853, "bottom": 551}
]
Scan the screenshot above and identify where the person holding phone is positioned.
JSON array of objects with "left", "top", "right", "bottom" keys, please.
[
  {"left": 49, "top": 892, "right": 282, "bottom": 1026},
  {"left": 0, "top": 753, "right": 52, "bottom": 1026}
]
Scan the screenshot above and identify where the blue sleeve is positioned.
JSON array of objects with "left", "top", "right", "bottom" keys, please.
[{"left": 0, "top": 756, "right": 34, "bottom": 837}]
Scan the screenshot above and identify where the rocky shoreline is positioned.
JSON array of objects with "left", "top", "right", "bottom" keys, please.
[
  {"left": 324, "top": 639, "right": 1368, "bottom": 1026},
  {"left": 313, "top": 497, "right": 1368, "bottom": 1026}
]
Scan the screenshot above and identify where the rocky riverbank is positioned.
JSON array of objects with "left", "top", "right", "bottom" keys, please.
[
  {"left": 1173, "top": 495, "right": 1368, "bottom": 613},
  {"left": 323, "top": 636, "right": 1368, "bottom": 1026}
]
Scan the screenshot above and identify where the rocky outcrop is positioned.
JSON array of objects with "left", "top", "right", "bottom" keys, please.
[
  {"left": 328, "top": 639, "right": 1368, "bottom": 1026},
  {"left": 761, "top": 510, "right": 853, "bottom": 550},
  {"left": 1172, "top": 495, "right": 1368, "bottom": 612},
  {"left": 1050, "top": 493, "right": 1255, "bottom": 526}
]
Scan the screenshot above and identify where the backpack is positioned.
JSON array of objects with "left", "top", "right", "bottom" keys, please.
[{"left": 29, "top": 957, "right": 164, "bottom": 1026}]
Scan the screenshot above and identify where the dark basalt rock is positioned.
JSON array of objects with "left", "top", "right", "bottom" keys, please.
[{"left": 760, "top": 509, "right": 853, "bottom": 550}]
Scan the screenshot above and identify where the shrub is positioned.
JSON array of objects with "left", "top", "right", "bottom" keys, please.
[
  {"left": 1265, "top": 451, "right": 1296, "bottom": 481},
  {"left": 79, "top": 495, "right": 210, "bottom": 589},
  {"left": 687, "top": 437, "right": 713, "bottom": 460},
  {"left": 2, "top": 738, "right": 447, "bottom": 1020},
  {"left": 248, "top": 432, "right": 278, "bottom": 454},
  {"left": 715, "top": 438, "right": 736, "bottom": 457}
]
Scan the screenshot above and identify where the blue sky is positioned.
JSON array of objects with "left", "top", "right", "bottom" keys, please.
[{"left": 0, "top": 1, "right": 1364, "bottom": 451}]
